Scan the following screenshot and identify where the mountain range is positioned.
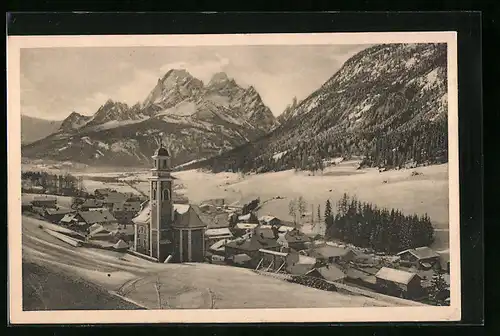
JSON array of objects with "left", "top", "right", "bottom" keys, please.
[
  {"left": 21, "top": 70, "right": 277, "bottom": 167},
  {"left": 22, "top": 43, "right": 449, "bottom": 172},
  {"left": 183, "top": 43, "right": 449, "bottom": 173}
]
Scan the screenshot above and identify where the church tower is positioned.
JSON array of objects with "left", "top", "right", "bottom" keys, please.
[{"left": 149, "top": 141, "right": 174, "bottom": 262}]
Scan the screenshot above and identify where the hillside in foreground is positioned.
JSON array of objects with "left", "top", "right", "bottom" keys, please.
[{"left": 22, "top": 215, "right": 420, "bottom": 310}]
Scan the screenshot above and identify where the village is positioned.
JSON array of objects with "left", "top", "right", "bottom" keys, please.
[{"left": 20, "top": 143, "right": 450, "bottom": 308}]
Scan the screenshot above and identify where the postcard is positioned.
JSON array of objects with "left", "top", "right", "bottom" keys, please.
[{"left": 8, "top": 31, "right": 460, "bottom": 324}]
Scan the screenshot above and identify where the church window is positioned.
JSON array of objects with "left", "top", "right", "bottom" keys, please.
[
  {"left": 162, "top": 159, "right": 167, "bottom": 169},
  {"left": 152, "top": 181, "right": 157, "bottom": 200},
  {"left": 154, "top": 160, "right": 157, "bottom": 168},
  {"left": 162, "top": 189, "right": 171, "bottom": 200}
]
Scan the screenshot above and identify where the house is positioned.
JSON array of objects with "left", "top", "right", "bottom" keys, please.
[
  {"left": 102, "top": 192, "right": 129, "bottom": 208},
  {"left": 43, "top": 208, "right": 73, "bottom": 223},
  {"left": 233, "top": 222, "right": 259, "bottom": 236},
  {"left": 375, "top": 267, "right": 423, "bottom": 299},
  {"left": 285, "top": 252, "right": 317, "bottom": 275},
  {"left": 22, "top": 200, "right": 33, "bottom": 213},
  {"left": 224, "top": 234, "right": 281, "bottom": 268},
  {"left": 258, "top": 215, "right": 281, "bottom": 227},
  {"left": 345, "top": 267, "right": 379, "bottom": 290},
  {"left": 282, "top": 229, "right": 311, "bottom": 251},
  {"left": 306, "top": 264, "right": 347, "bottom": 283},
  {"left": 237, "top": 213, "right": 258, "bottom": 223},
  {"left": 205, "top": 228, "right": 234, "bottom": 247},
  {"left": 79, "top": 199, "right": 104, "bottom": 211},
  {"left": 94, "top": 188, "right": 114, "bottom": 199},
  {"left": 73, "top": 209, "right": 117, "bottom": 231},
  {"left": 110, "top": 199, "right": 142, "bottom": 224},
  {"left": 308, "top": 244, "right": 356, "bottom": 264},
  {"left": 253, "top": 225, "right": 279, "bottom": 240},
  {"left": 59, "top": 213, "right": 78, "bottom": 226},
  {"left": 31, "top": 196, "right": 57, "bottom": 208},
  {"left": 397, "top": 247, "right": 441, "bottom": 270}
]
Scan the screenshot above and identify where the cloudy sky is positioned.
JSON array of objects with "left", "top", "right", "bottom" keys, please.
[{"left": 20, "top": 44, "right": 370, "bottom": 120}]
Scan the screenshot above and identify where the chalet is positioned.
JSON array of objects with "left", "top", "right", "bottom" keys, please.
[
  {"left": 306, "top": 264, "right": 347, "bottom": 283},
  {"left": 32, "top": 196, "right": 57, "bottom": 208},
  {"left": 308, "top": 245, "right": 356, "bottom": 264},
  {"left": 397, "top": 247, "right": 440, "bottom": 270},
  {"left": 282, "top": 229, "right": 311, "bottom": 251},
  {"left": 88, "top": 224, "right": 113, "bottom": 241},
  {"left": 43, "top": 208, "right": 74, "bottom": 223},
  {"left": 258, "top": 215, "right": 281, "bottom": 227},
  {"left": 375, "top": 267, "right": 423, "bottom": 299},
  {"left": 79, "top": 199, "right": 104, "bottom": 211},
  {"left": 73, "top": 209, "right": 117, "bottom": 231},
  {"left": 205, "top": 228, "right": 234, "bottom": 247},
  {"left": 224, "top": 234, "right": 281, "bottom": 268}
]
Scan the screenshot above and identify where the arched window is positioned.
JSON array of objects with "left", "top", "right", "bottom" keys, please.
[
  {"left": 154, "top": 160, "right": 157, "bottom": 168},
  {"left": 162, "top": 189, "right": 170, "bottom": 200},
  {"left": 162, "top": 159, "right": 167, "bottom": 169},
  {"left": 151, "top": 181, "right": 157, "bottom": 200}
]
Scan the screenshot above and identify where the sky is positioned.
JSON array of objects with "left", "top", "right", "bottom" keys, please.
[{"left": 20, "top": 44, "right": 370, "bottom": 120}]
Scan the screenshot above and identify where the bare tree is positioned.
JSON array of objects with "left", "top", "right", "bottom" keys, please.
[
  {"left": 297, "top": 196, "right": 307, "bottom": 228},
  {"left": 288, "top": 199, "right": 297, "bottom": 226}
]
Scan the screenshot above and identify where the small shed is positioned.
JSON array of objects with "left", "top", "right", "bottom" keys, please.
[
  {"left": 375, "top": 267, "right": 423, "bottom": 299},
  {"left": 286, "top": 252, "right": 317, "bottom": 275}
]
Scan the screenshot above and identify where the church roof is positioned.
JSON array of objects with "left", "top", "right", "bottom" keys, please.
[
  {"left": 132, "top": 200, "right": 207, "bottom": 228},
  {"left": 154, "top": 146, "right": 170, "bottom": 157}
]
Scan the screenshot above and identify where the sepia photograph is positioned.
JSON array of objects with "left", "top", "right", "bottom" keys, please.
[{"left": 8, "top": 32, "right": 460, "bottom": 324}]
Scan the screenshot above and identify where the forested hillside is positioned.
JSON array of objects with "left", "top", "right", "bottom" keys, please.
[{"left": 183, "top": 43, "right": 448, "bottom": 173}]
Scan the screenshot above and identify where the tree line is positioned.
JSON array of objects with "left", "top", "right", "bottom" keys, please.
[
  {"left": 323, "top": 193, "right": 435, "bottom": 254},
  {"left": 22, "top": 171, "right": 86, "bottom": 196}
]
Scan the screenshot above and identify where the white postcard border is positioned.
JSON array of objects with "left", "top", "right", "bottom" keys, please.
[{"left": 8, "top": 31, "right": 460, "bottom": 324}]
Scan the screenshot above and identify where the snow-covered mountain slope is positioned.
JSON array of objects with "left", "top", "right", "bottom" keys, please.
[
  {"left": 58, "top": 112, "right": 92, "bottom": 132},
  {"left": 185, "top": 43, "right": 449, "bottom": 173},
  {"left": 21, "top": 70, "right": 277, "bottom": 167}
]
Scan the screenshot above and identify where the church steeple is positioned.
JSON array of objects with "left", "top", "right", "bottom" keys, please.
[{"left": 152, "top": 137, "right": 171, "bottom": 173}]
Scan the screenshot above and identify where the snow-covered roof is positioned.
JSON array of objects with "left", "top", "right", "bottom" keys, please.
[
  {"left": 205, "top": 227, "right": 233, "bottom": 237},
  {"left": 174, "top": 204, "right": 190, "bottom": 215},
  {"left": 375, "top": 267, "right": 419, "bottom": 285},
  {"left": 397, "top": 247, "right": 439, "bottom": 260},
  {"left": 235, "top": 223, "right": 258, "bottom": 230},
  {"left": 259, "top": 215, "right": 278, "bottom": 222}
]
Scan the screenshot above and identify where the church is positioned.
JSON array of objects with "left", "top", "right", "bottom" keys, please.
[{"left": 132, "top": 143, "right": 207, "bottom": 263}]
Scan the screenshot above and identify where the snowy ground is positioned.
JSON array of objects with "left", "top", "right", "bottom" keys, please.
[
  {"left": 22, "top": 160, "right": 450, "bottom": 250},
  {"left": 22, "top": 215, "right": 416, "bottom": 310}
]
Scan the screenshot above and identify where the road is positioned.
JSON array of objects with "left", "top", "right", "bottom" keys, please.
[{"left": 21, "top": 215, "right": 420, "bottom": 310}]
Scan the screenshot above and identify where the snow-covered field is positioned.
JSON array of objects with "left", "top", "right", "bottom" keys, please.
[{"left": 22, "top": 160, "right": 450, "bottom": 250}]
